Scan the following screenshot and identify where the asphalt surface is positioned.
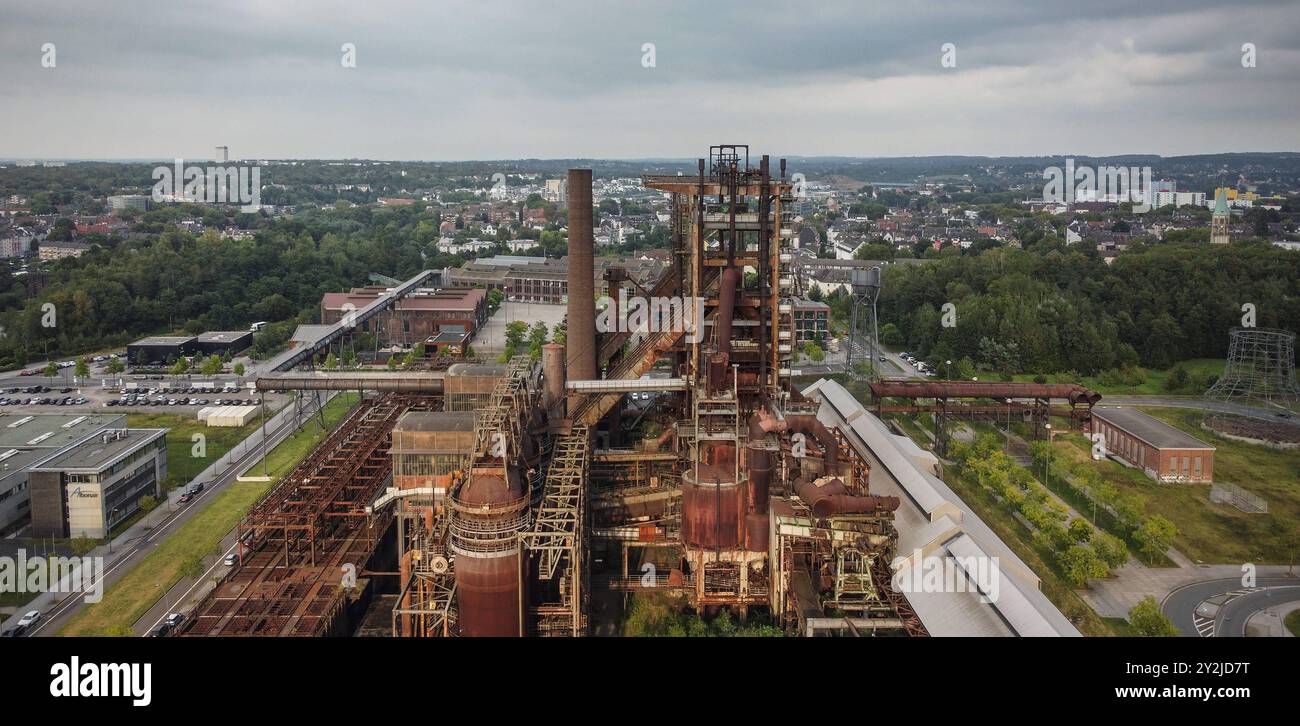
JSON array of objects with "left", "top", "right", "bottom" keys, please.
[
  {"left": 1163, "top": 577, "right": 1300, "bottom": 637},
  {"left": 1217, "top": 585, "right": 1300, "bottom": 637},
  {"left": 13, "top": 392, "right": 332, "bottom": 637}
]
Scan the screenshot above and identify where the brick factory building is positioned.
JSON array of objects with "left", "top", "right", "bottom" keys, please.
[
  {"left": 1091, "top": 408, "right": 1215, "bottom": 483},
  {"left": 320, "top": 286, "right": 488, "bottom": 348}
]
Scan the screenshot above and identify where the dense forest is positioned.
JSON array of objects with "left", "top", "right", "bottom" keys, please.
[
  {"left": 0, "top": 202, "right": 464, "bottom": 368},
  {"left": 873, "top": 240, "right": 1300, "bottom": 375}
]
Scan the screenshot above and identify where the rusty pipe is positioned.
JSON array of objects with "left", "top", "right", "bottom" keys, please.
[
  {"left": 795, "top": 476, "right": 900, "bottom": 518},
  {"left": 784, "top": 413, "right": 841, "bottom": 476},
  {"left": 716, "top": 265, "right": 740, "bottom": 355}
]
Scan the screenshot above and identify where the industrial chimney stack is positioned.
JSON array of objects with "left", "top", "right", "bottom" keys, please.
[{"left": 565, "top": 169, "right": 597, "bottom": 383}]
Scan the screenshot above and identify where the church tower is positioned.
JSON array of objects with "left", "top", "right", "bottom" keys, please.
[{"left": 1210, "top": 189, "right": 1231, "bottom": 244}]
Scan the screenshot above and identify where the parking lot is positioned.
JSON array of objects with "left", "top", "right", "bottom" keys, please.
[{"left": 0, "top": 382, "right": 277, "bottom": 413}]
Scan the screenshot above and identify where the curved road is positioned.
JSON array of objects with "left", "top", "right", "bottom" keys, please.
[
  {"left": 1217, "top": 586, "right": 1300, "bottom": 637},
  {"left": 1163, "top": 577, "right": 1300, "bottom": 637}
]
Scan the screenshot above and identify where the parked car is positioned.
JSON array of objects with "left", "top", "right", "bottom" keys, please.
[
  {"left": 16, "top": 610, "right": 41, "bottom": 627},
  {"left": 1, "top": 624, "right": 27, "bottom": 637},
  {"left": 223, "top": 553, "right": 239, "bottom": 566}
]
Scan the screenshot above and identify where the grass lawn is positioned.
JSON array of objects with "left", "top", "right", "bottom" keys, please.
[
  {"left": 1140, "top": 408, "right": 1298, "bottom": 564},
  {"left": 974, "top": 359, "right": 1228, "bottom": 396},
  {"left": 125, "top": 411, "right": 264, "bottom": 492},
  {"left": 1049, "top": 409, "right": 1299, "bottom": 564},
  {"left": 1286, "top": 609, "right": 1300, "bottom": 637},
  {"left": 58, "top": 393, "right": 359, "bottom": 636}
]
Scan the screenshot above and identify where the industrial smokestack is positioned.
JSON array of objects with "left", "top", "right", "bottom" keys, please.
[
  {"left": 542, "top": 342, "right": 566, "bottom": 423},
  {"left": 566, "top": 169, "right": 597, "bottom": 383}
]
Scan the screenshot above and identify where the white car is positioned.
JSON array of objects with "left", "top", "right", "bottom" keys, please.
[{"left": 16, "top": 610, "right": 41, "bottom": 627}]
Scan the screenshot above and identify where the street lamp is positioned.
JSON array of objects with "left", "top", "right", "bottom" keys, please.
[
  {"left": 1043, "top": 423, "right": 1053, "bottom": 487},
  {"left": 946, "top": 360, "right": 952, "bottom": 379}
]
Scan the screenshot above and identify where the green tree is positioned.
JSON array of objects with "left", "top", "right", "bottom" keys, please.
[
  {"left": 1067, "top": 518, "right": 1093, "bottom": 543},
  {"left": 1163, "top": 364, "right": 1190, "bottom": 392},
  {"left": 106, "top": 357, "right": 125, "bottom": 375},
  {"left": 137, "top": 495, "right": 159, "bottom": 513},
  {"left": 200, "top": 354, "right": 222, "bottom": 376},
  {"left": 171, "top": 359, "right": 189, "bottom": 376},
  {"left": 233, "top": 362, "right": 245, "bottom": 377},
  {"left": 504, "top": 320, "right": 528, "bottom": 358},
  {"left": 75, "top": 358, "right": 89, "bottom": 379},
  {"left": 43, "top": 361, "right": 58, "bottom": 378},
  {"left": 70, "top": 536, "right": 98, "bottom": 556},
  {"left": 1059, "top": 544, "right": 1107, "bottom": 586},
  {"left": 1129, "top": 596, "right": 1178, "bottom": 636},
  {"left": 1134, "top": 515, "right": 1177, "bottom": 563},
  {"left": 324, "top": 352, "right": 338, "bottom": 370},
  {"left": 527, "top": 321, "right": 549, "bottom": 360},
  {"left": 1092, "top": 531, "right": 1128, "bottom": 568}
]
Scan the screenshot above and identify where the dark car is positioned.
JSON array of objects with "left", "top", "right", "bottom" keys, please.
[{"left": 1, "top": 624, "right": 27, "bottom": 637}]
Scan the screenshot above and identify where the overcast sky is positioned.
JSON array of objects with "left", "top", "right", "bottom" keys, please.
[{"left": 1, "top": 0, "right": 1297, "bottom": 160}]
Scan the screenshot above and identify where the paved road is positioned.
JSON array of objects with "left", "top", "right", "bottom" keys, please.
[
  {"left": 1163, "top": 577, "right": 1300, "bottom": 637},
  {"left": 1101, "top": 396, "right": 1295, "bottom": 419},
  {"left": 1217, "top": 586, "right": 1300, "bottom": 637},
  {"left": 6, "top": 391, "right": 334, "bottom": 637}
]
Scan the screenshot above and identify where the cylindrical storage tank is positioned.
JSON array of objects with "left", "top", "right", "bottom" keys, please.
[
  {"left": 681, "top": 467, "right": 745, "bottom": 550},
  {"left": 449, "top": 467, "right": 529, "bottom": 636}
]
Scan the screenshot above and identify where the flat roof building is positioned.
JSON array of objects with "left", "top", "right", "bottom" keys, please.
[
  {"left": 1091, "top": 408, "right": 1215, "bottom": 483},
  {"left": 29, "top": 426, "right": 168, "bottom": 539},
  {"left": 127, "top": 335, "right": 197, "bottom": 365},
  {"left": 0, "top": 413, "right": 167, "bottom": 537},
  {"left": 194, "top": 330, "right": 254, "bottom": 357}
]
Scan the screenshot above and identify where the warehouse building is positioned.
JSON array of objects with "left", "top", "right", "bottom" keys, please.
[
  {"left": 194, "top": 330, "right": 253, "bottom": 357},
  {"left": 126, "top": 335, "right": 196, "bottom": 365},
  {"left": 320, "top": 286, "right": 488, "bottom": 348},
  {"left": 28, "top": 426, "right": 168, "bottom": 539},
  {"left": 0, "top": 413, "right": 168, "bottom": 537},
  {"left": 390, "top": 411, "right": 475, "bottom": 503},
  {"left": 1091, "top": 408, "right": 1215, "bottom": 483}
]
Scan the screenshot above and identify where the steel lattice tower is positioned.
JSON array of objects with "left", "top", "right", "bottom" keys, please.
[{"left": 1205, "top": 327, "right": 1300, "bottom": 406}]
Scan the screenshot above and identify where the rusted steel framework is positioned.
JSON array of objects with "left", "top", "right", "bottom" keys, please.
[
  {"left": 393, "top": 511, "right": 458, "bottom": 637},
  {"left": 868, "top": 380, "right": 1102, "bottom": 406},
  {"left": 520, "top": 424, "right": 590, "bottom": 636},
  {"left": 870, "top": 379, "right": 1101, "bottom": 458},
  {"left": 181, "top": 394, "right": 431, "bottom": 636}
]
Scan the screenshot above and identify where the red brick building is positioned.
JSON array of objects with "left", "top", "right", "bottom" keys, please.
[
  {"left": 1090, "top": 408, "right": 1215, "bottom": 483},
  {"left": 320, "top": 286, "right": 487, "bottom": 348}
]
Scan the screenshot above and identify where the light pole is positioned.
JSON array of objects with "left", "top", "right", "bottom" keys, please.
[
  {"left": 945, "top": 359, "right": 952, "bottom": 380},
  {"left": 1043, "top": 423, "right": 1053, "bottom": 487}
]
